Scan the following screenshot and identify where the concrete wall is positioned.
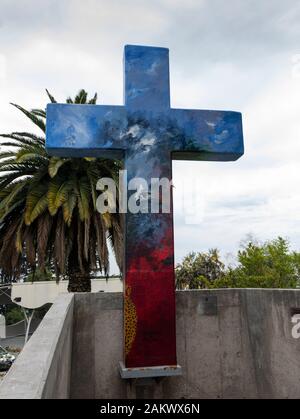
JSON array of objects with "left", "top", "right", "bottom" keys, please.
[
  {"left": 0, "top": 294, "right": 74, "bottom": 399},
  {"left": 71, "top": 289, "right": 300, "bottom": 399},
  {"left": 71, "top": 293, "right": 126, "bottom": 399},
  {"left": 1, "top": 289, "right": 300, "bottom": 399}
]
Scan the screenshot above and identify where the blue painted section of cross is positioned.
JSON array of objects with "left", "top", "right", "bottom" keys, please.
[
  {"left": 46, "top": 45, "right": 243, "bottom": 161},
  {"left": 46, "top": 45, "right": 244, "bottom": 369}
]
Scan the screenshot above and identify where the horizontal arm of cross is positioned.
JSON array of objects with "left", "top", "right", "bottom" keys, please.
[
  {"left": 46, "top": 104, "right": 127, "bottom": 159},
  {"left": 46, "top": 104, "right": 243, "bottom": 162},
  {"left": 170, "top": 108, "right": 244, "bottom": 161}
]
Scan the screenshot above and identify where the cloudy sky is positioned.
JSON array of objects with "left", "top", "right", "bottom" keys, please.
[{"left": 0, "top": 0, "right": 300, "bottom": 272}]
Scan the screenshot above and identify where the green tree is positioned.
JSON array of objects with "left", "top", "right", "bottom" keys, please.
[
  {"left": 176, "top": 237, "right": 300, "bottom": 290},
  {"left": 5, "top": 306, "right": 23, "bottom": 325},
  {"left": 176, "top": 249, "right": 225, "bottom": 290},
  {"left": 25, "top": 267, "right": 53, "bottom": 282},
  {"left": 230, "top": 237, "right": 300, "bottom": 288},
  {"left": 0, "top": 89, "right": 123, "bottom": 292}
]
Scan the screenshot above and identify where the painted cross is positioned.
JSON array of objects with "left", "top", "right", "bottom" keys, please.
[{"left": 46, "top": 45, "right": 244, "bottom": 369}]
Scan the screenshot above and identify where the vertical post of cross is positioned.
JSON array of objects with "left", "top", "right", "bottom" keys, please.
[
  {"left": 122, "top": 45, "right": 178, "bottom": 373},
  {"left": 124, "top": 45, "right": 170, "bottom": 110}
]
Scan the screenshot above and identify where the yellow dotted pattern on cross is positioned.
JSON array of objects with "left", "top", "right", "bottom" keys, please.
[{"left": 124, "top": 285, "right": 138, "bottom": 356}]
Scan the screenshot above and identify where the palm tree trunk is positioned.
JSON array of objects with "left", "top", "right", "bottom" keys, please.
[{"left": 67, "top": 219, "right": 91, "bottom": 292}]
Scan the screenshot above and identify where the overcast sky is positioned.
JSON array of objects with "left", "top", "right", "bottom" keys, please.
[{"left": 0, "top": 0, "right": 300, "bottom": 272}]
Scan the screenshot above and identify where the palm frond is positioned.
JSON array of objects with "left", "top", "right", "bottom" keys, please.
[
  {"left": 15, "top": 220, "right": 24, "bottom": 254},
  {"left": 74, "top": 89, "right": 87, "bottom": 104},
  {"left": 0, "top": 151, "right": 16, "bottom": 160},
  {"left": 12, "top": 132, "right": 45, "bottom": 145},
  {"left": 37, "top": 211, "right": 52, "bottom": 270},
  {"left": 0, "top": 197, "right": 26, "bottom": 222},
  {"left": 88, "top": 93, "right": 98, "bottom": 104},
  {"left": 10, "top": 103, "right": 46, "bottom": 133},
  {"left": 0, "top": 158, "right": 21, "bottom": 168},
  {"left": 77, "top": 214, "right": 84, "bottom": 272},
  {"left": 0, "top": 172, "right": 32, "bottom": 190},
  {"left": 94, "top": 213, "right": 109, "bottom": 274},
  {"left": 77, "top": 177, "right": 91, "bottom": 221},
  {"left": 0, "top": 133, "right": 44, "bottom": 148},
  {"left": 24, "top": 183, "right": 48, "bottom": 225},
  {"left": 84, "top": 216, "right": 90, "bottom": 261},
  {"left": 23, "top": 225, "right": 36, "bottom": 266},
  {"left": 48, "top": 157, "right": 70, "bottom": 178},
  {"left": 31, "top": 109, "right": 46, "bottom": 119},
  {"left": 0, "top": 180, "right": 28, "bottom": 214},
  {"left": 0, "top": 221, "right": 21, "bottom": 272},
  {"left": 62, "top": 193, "right": 77, "bottom": 226},
  {"left": 45, "top": 89, "right": 57, "bottom": 104},
  {"left": 16, "top": 146, "right": 47, "bottom": 163},
  {"left": 54, "top": 213, "right": 66, "bottom": 273},
  {"left": 48, "top": 178, "right": 72, "bottom": 215}
]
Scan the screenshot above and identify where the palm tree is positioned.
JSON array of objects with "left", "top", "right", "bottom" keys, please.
[{"left": 0, "top": 89, "right": 123, "bottom": 292}]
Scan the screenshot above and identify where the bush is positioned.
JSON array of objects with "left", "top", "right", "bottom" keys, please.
[
  {"left": 176, "top": 237, "right": 300, "bottom": 289},
  {"left": 176, "top": 249, "right": 225, "bottom": 289},
  {"left": 5, "top": 306, "right": 24, "bottom": 325}
]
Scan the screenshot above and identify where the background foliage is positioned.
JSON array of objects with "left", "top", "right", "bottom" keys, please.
[{"left": 176, "top": 237, "right": 300, "bottom": 289}]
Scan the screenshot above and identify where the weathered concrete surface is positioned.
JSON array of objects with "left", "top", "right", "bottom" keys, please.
[
  {"left": 71, "top": 290, "right": 300, "bottom": 399},
  {"left": 0, "top": 293, "right": 73, "bottom": 399},
  {"left": 71, "top": 293, "right": 126, "bottom": 399},
  {"left": 1, "top": 289, "right": 300, "bottom": 399}
]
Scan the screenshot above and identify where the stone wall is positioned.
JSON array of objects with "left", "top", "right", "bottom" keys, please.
[{"left": 1, "top": 289, "right": 300, "bottom": 399}]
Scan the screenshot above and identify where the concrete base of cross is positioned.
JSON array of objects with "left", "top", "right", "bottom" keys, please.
[{"left": 119, "top": 361, "right": 182, "bottom": 379}]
